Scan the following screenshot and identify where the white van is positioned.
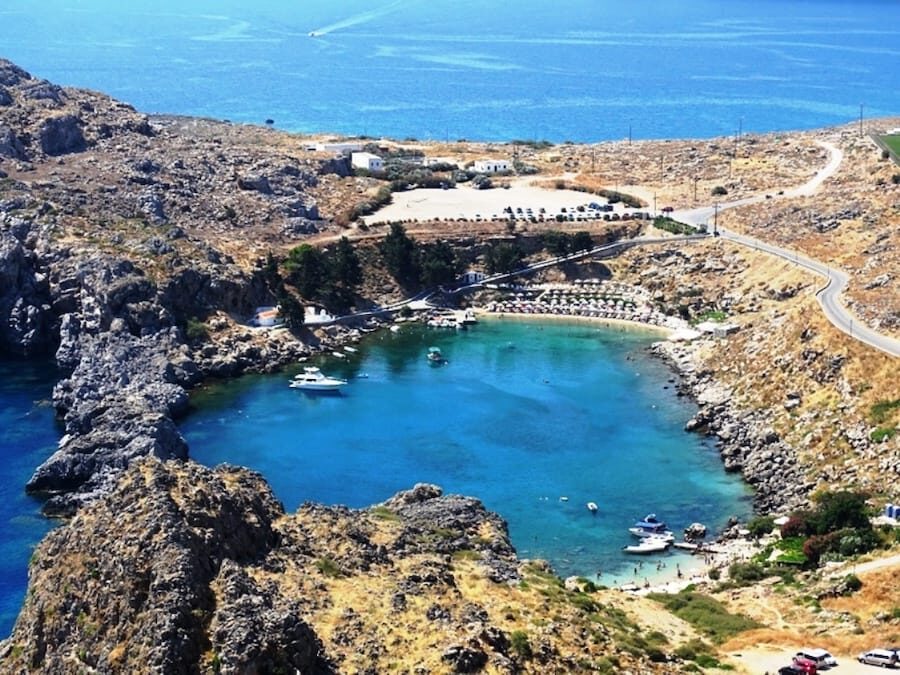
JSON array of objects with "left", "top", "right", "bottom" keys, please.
[
  {"left": 795, "top": 648, "right": 838, "bottom": 669},
  {"left": 857, "top": 649, "right": 898, "bottom": 667}
]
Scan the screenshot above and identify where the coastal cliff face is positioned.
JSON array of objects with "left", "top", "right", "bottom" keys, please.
[
  {"left": 0, "top": 460, "right": 672, "bottom": 674},
  {"left": 0, "top": 58, "right": 349, "bottom": 514},
  {"left": 605, "top": 240, "right": 899, "bottom": 513}
]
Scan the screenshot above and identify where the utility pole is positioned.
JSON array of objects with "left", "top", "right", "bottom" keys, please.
[
  {"left": 591, "top": 148, "right": 595, "bottom": 173},
  {"left": 859, "top": 103, "right": 864, "bottom": 137},
  {"left": 713, "top": 202, "right": 719, "bottom": 235},
  {"left": 628, "top": 124, "right": 632, "bottom": 144},
  {"left": 653, "top": 192, "right": 657, "bottom": 217},
  {"left": 693, "top": 175, "right": 698, "bottom": 202}
]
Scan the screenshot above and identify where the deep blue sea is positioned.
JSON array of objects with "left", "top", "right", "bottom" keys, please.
[
  {"left": 0, "top": 359, "right": 59, "bottom": 637},
  {"left": 0, "top": 0, "right": 898, "bottom": 141},
  {"left": 181, "top": 321, "right": 752, "bottom": 585}
]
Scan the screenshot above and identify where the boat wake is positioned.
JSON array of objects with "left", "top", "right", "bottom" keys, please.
[{"left": 308, "top": 0, "right": 408, "bottom": 37}]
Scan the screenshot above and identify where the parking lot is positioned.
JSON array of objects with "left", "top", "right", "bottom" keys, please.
[
  {"left": 729, "top": 647, "right": 896, "bottom": 674},
  {"left": 369, "top": 181, "right": 651, "bottom": 225}
]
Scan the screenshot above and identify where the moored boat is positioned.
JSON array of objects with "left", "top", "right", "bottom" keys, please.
[
  {"left": 623, "top": 538, "right": 670, "bottom": 554},
  {"left": 629, "top": 513, "right": 674, "bottom": 539},
  {"left": 427, "top": 346, "right": 445, "bottom": 364},
  {"left": 289, "top": 366, "right": 347, "bottom": 391},
  {"left": 586, "top": 501, "right": 598, "bottom": 513}
]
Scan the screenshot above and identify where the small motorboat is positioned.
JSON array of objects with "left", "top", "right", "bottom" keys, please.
[
  {"left": 623, "top": 538, "right": 671, "bottom": 555},
  {"left": 629, "top": 513, "right": 674, "bottom": 539},
  {"left": 289, "top": 366, "right": 347, "bottom": 392},
  {"left": 343, "top": 345, "right": 358, "bottom": 353},
  {"left": 586, "top": 502, "right": 598, "bottom": 513},
  {"left": 427, "top": 346, "right": 446, "bottom": 364}
]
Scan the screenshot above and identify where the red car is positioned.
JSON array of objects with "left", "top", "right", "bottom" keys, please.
[{"left": 791, "top": 656, "right": 818, "bottom": 674}]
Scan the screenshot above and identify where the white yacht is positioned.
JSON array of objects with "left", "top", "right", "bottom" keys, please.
[
  {"left": 289, "top": 367, "right": 347, "bottom": 391},
  {"left": 629, "top": 514, "right": 675, "bottom": 540}
]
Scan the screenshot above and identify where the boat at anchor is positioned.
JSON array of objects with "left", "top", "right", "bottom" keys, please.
[
  {"left": 628, "top": 514, "right": 674, "bottom": 539},
  {"left": 289, "top": 366, "right": 347, "bottom": 391}
]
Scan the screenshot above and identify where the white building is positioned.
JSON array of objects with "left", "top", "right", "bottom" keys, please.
[
  {"left": 460, "top": 270, "right": 486, "bottom": 285},
  {"left": 473, "top": 159, "right": 510, "bottom": 174},
  {"left": 313, "top": 141, "right": 363, "bottom": 153},
  {"left": 423, "top": 156, "right": 457, "bottom": 168},
  {"left": 351, "top": 152, "right": 384, "bottom": 172},
  {"left": 249, "top": 306, "right": 283, "bottom": 327},
  {"left": 305, "top": 306, "right": 336, "bottom": 325}
]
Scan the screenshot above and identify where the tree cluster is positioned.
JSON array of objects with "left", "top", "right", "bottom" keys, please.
[
  {"left": 780, "top": 491, "right": 879, "bottom": 565},
  {"left": 541, "top": 230, "right": 594, "bottom": 256},
  {"left": 379, "top": 223, "right": 461, "bottom": 289},
  {"left": 484, "top": 241, "right": 524, "bottom": 274},
  {"left": 284, "top": 236, "right": 363, "bottom": 311}
]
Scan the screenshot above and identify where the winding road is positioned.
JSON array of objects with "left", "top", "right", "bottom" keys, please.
[
  {"left": 340, "top": 140, "right": 899, "bottom": 358},
  {"left": 675, "top": 142, "right": 900, "bottom": 358}
]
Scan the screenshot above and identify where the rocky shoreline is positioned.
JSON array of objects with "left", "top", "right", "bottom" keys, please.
[{"left": 650, "top": 339, "right": 811, "bottom": 514}]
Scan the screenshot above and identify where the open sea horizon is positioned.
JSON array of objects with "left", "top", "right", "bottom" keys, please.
[{"left": 0, "top": 0, "right": 898, "bottom": 142}]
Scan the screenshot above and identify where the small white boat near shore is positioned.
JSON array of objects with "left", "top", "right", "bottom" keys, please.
[
  {"left": 586, "top": 502, "right": 598, "bottom": 513},
  {"left": 623, "top": 538, "right": 670, "bottom": 555}
]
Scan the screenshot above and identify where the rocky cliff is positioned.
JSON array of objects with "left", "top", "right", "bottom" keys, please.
[
  {"left": 0, "top": 460, "right": 673, "bottom": 674},
  {"left": 0, "top": 58, "right": 349, "bottom": 514}
]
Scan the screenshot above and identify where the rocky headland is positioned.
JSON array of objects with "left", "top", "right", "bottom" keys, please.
[{"left": 0, "top": 459, "right": 677, "bottom": 673}]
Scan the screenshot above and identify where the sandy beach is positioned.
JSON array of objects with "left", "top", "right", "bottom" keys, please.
[
  {"left": 598, "top": 536, "right": 764, "bottom": 595},
  {"left": 477, "top": 310, "right": 674, "bottom": 337}
]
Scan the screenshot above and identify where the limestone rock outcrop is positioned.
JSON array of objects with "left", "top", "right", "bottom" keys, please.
[{"left": 2, "top": 461, "right": 666, "bottom": 673}]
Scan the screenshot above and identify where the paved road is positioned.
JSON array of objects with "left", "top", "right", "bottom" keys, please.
[{"left": 675, "top": 142, "right": 900, "bottom": 359}]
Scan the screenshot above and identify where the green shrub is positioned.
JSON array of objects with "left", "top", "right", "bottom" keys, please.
[
  {"left": 185, "top": 317, "right": 209, "bottom": 343},
  {"left": 648, "top": 591, "right": 760, "bottom": 642},
  {"left": 871, "top": 426, "right": 896, "bottom": 442},
  {"left": 747, "top": 515, "right": 776, "bottom": 538},
  {"left": 728, "top": 562, "right": 767, "bottom": 584},
  {"left": 842, "top": 574, "right": 863, "bottom": 593},
  {"left": 653, "top": 216, "right": 697, "bottom": 235},
  {"left": 870, "top": 399, "right": 900, "bottom": 424},
  {"left": 315, "top": 557, "right": 343, "bottom": 578},
  {"left": 509, "top": 630, "right": 532, "bottom": 660},
  {"left": 712, "top": 185, "right": 728, "bottom": 196}
]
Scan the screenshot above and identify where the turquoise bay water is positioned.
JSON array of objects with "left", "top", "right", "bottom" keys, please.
[
  {"left": 182, "top": 320, "right": 752, "bottom": 582},
  {"left": 0, "top": 1, "right": 898, "bottom": 141},
  {"left": 0, "top": 359, "right": 59, "bottom": 637}
]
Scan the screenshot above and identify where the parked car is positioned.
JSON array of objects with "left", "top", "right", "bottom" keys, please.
[
  {"left": 779, "top": 667, "right": 806, "bottom": 675},
  {"left": 858, "top": 649, "right": 899, "bottom": 667},
  {"left": 795, "top": 648, "right": 838, "bottom": 669},
  {"left": 791, "top": 656, "right": 818, "bottom": 674}
]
